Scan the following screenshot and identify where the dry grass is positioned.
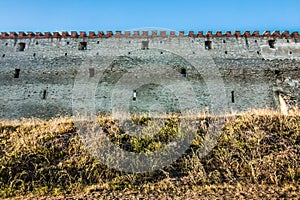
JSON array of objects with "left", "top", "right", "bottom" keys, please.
[{"left": 0, "top": 110, "right": 299, "bottom": 199}]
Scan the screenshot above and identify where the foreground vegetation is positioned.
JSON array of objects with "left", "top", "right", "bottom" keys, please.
[{"left": 0, "top": 110, "right": 299, "bottom": 199}]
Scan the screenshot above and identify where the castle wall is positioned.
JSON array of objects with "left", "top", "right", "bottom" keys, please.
[{"left": 0, "top": 30, "right": 299, "bottom": 118}]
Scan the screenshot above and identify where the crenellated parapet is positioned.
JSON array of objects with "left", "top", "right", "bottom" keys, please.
[{"left": 1, "top": 30, "right": 300, "bottom": 39}]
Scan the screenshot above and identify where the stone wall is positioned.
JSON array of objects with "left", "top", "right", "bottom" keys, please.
[{"left": 0, "top": 30, "right": 299, "bottom": 119}]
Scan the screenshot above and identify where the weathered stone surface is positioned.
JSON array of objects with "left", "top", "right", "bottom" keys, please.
[{"left": 0, "top": 31, "right": 299, "bottom": 119}]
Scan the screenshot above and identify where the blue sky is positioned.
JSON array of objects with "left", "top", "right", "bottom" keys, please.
[{"left": 0, "top": 0, "right": 299, "bottom": 33}]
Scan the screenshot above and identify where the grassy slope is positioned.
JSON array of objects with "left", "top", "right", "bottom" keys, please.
[{"left": 0, "top": 111, "right": 299, "bottom": 199}]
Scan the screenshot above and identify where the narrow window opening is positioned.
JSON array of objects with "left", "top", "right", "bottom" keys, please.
[
  {"left": 35, "top": 41, "right": 39, "bottom": 45},
  {"left": 65, "top": 53, "right": 68, "bottom": 56},
  {"left": 268, "top": 40, "right": 275, "bottom": 48},
  {"left": 160, "top": 52, "right": 163, "bottom": 54},
  {"left": 2, "top": 54, "right": 5, "bottom": 58},
  {"left": 287, "top": 39, "right": 290, "bottom": 43},
  {"left": 254, "top": 40, "right": 257, "bottom": 43},
  {"left": 231, "top": 91, "right": 235, "bottom": 103},
  {"left": 181, "top": 68, "right": 187, "bottom": 77},
  {"left": 223, "top": 40, "right": 226, "bottom": 43},
  {"left": 205, "top": 41, "right": 212, "bottom": 50},
  {"left": 141, "top": 41, "right": 149, "bottom": 50},
  {"left": 245, "top": 37, "right": 249, "bottom": 48},
  {"left": 97, "top": 41, "right": 100, "bottom": 44},
  {"left": 133, "top": 90, "right": 137, "bottom": 101},
  {"left": 17, "top": 42, "right": 26, "bottom": 51},
  {"left": 5, "top": 43, "right": 8, "bottom": 46},
  {"left": 289, "top": 51, "right": 293, "bottom": 55},
  {"left": 89, "top": 68, "right": 95, "bottom": 77},
  {"left": 128, "top": 52, "right": 131, "bottom": 55},
  {"left": 96, "top": 52, "right": 99, "bottom": 56},
  {"left": 78, "top": 42, "right": 87, "bottom": 50},
  {"left": 275, "top": 69, "right": 280, "bottom": 76},
  {"left": 66, "top": 41, "right": 70, "bottom": 45},
  {"left": 42, "top": 90, "right": 47, "bottom": 100},
  {"left": 257, "top": 51, "right": 260, "bottom": 55},
  {"left": 33, "top": 53, "right": 36, "bottom": 57},
  {"left": 14, "top": 69, "right": 20, "bottom": 78},
  {"left": 225, "top": 51, "right": 228, "bottom": 54}
]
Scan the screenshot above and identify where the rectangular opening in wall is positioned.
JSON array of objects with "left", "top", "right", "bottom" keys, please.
[
  {"left": 205, "top": 41, "right": 212, "bottom": 50},
  {"left": 181, "top": 68, "right": 187, "bottom": 77},
  {"left": 231, "top": 91, "right": 235, "bottom": 103},
  {"left": 141, "top": 41, "right": 149, "bottom": 50},
  {"left": 89, "top": 68, "right": 95, "bottom": 77},
  {"left": 268, "top": 40, "right": 275, "bottom": 48},
  {"left": 42, "top": 90, "right": 47, "bottom": 100},
  {"left": 14, "top": 69, "right": 20, "bottom": 78},
  {"left": 133, "top": 90, "right": 137, "bottom": 101},
  {"left": 17, "top": 42, "right": 26, "bottom": 51},
  {"left": 78, "top": 42, "right": 87, "bottom": 50},
  {"left": 245, "top": 38, "right": 249, "bottom": 48}
]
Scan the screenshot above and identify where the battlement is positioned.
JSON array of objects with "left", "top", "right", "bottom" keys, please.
[{"left": 1, "top": 30, "right": 299, "bottom": 39}]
